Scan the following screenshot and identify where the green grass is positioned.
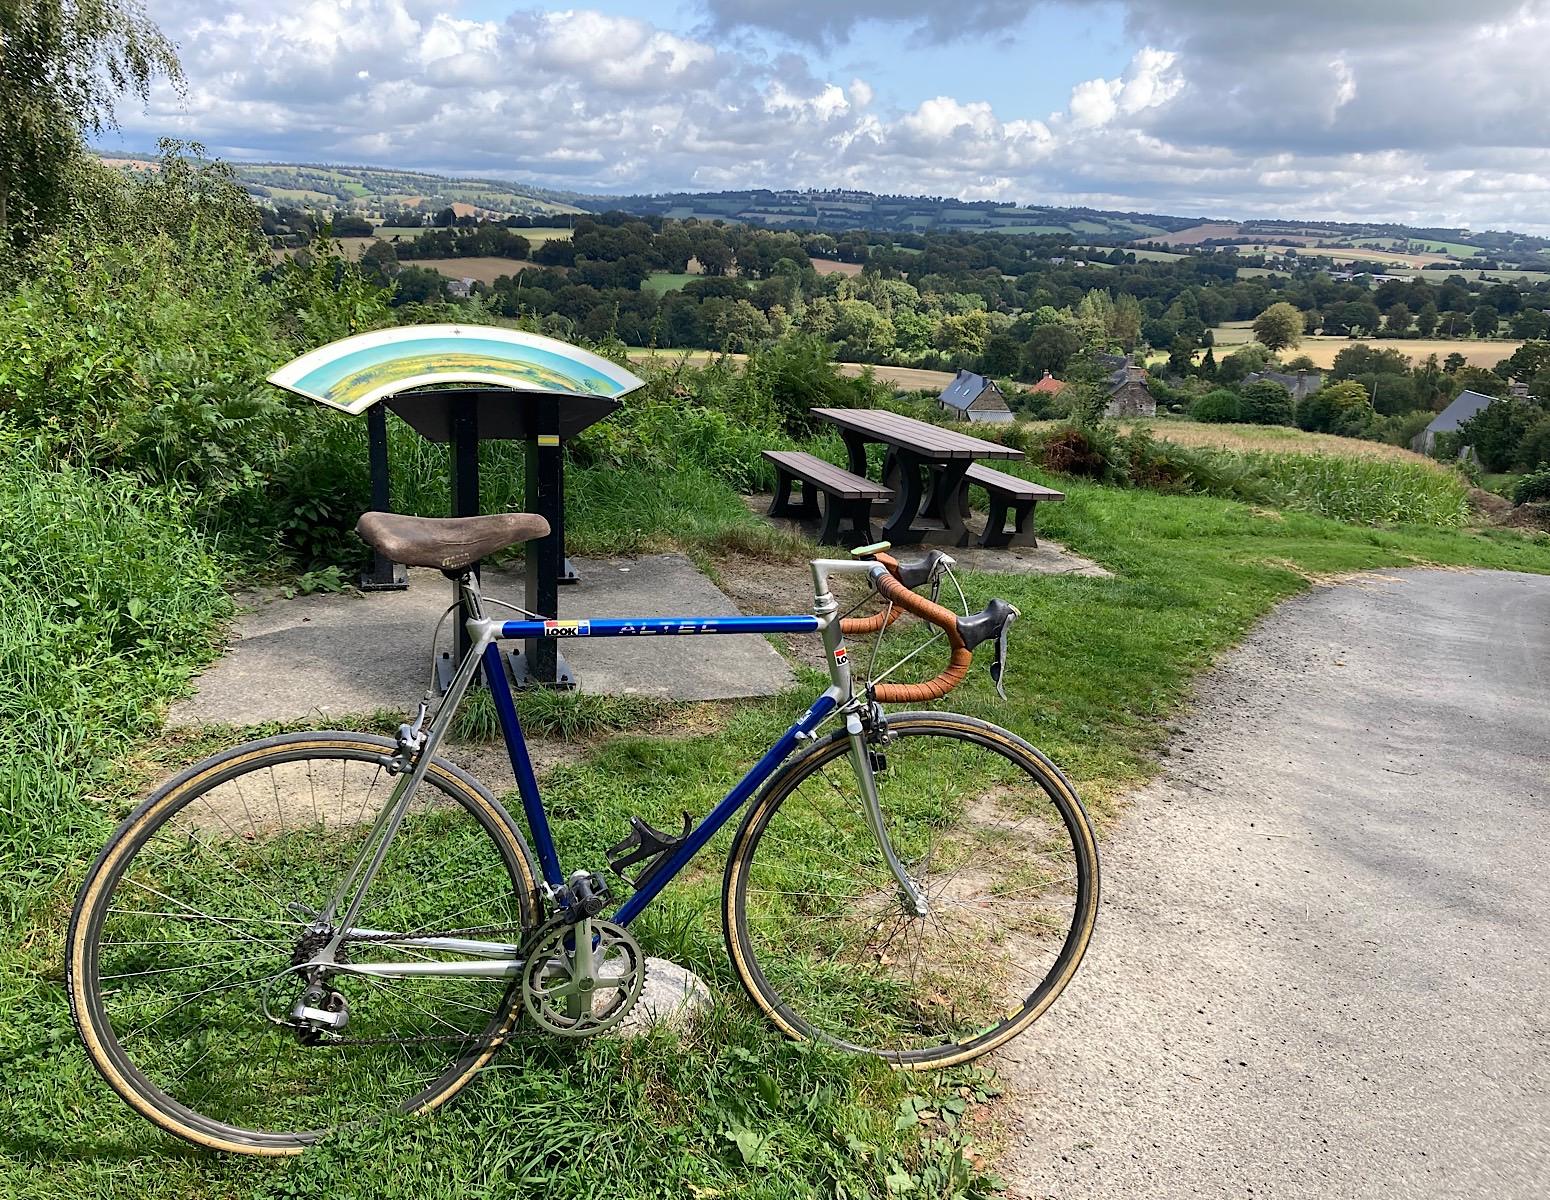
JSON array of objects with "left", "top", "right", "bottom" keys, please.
[
  {"left": 6, "top": 423, "right": 1550, "bottom": 1199},
  {"left": 642, "top": 271, "right": 697, "bottom": 295},
  {"left": 1481, "top": 472, "right": 1525, "bottom": 498}
]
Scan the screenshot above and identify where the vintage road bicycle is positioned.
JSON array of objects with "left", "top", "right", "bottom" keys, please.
[{"left": 68, "top": 510, "right": 1100, "bottom": 1155}]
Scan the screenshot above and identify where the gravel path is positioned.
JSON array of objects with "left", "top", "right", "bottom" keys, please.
[{"left": 996, "top": 568, "right": 1550, "bottom": 1199}]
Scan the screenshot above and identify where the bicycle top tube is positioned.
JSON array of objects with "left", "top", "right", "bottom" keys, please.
[{"left": 497, "top": 615, "right": 821, "bottom": 639}]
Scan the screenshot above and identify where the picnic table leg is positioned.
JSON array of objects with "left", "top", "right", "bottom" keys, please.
[
  {"left": 840, "top": 430, "right": 870, "bottom": 480},
  {"left": 923, "top": 460, "right": 973, "bottom": 547},
  {"left": 881, "top": 456, "right": 974, "bottom": 546}
]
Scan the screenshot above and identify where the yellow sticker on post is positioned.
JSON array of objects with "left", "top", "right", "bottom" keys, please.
[{"left": 536, "top": 434, "right": 561, "bottom": 447}]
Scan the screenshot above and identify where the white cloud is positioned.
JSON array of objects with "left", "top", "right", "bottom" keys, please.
[{"left": 108, "top": 0, "right": 1550, "bottom": 232}]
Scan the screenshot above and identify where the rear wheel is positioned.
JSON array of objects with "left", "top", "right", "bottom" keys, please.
[
  {"left": 724, "top": 712, "right": 1098, "bottom": 1067},
  {"left": 68, "top": 732, "right": 539, "bottom": 1155}
]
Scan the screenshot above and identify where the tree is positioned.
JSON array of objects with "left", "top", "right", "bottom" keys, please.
[
  {"left": 1251, "top": 302, "right": 1304, "bottom": 353},
  {"left": 435, "top": 206, "right": 456, "bottom": 227},
  {"left": 1511, "top": 309, "right": 1550, "bottom": 340},
  {"left": 1112, "top": 292, "right": 1143, "bottom": 351},
  {"left": 1, "top": 0, "right": 183, "bottom": 239},
  {"left": 1383, "top": 302, "right": 1411, "bottom": 335},
  {"left": 1458, "top": 397, "right": 1542, "bottom": 472},
  {"left": 1167, "top": 334, "right": 1198, "bottom": 375},
  {"left": 1296, "top": 381, "right": 1375, "bottom": 437},
  {"left": 1217, "top": 343, "right": 1270, "bottom": 384},
  {"left": 980, "top": 332, "right": 1021, "bottom": 377},
  {"left": 1415, "top": 301, "right": 1439, "bottom": 337},
  {"left": 358, "top": 238, "right": 400, "bottom": 284},
  {"left": 1022, "top": 321, "right": 1080, "bottom": 377},
  {"left": 1471, "top": 304, "right": 1499, "bottom": 337},
  {"left": 331, "top": 214, "right": 373, "bottom": 237},
  {"left": 1443, "top": 351, "right": 1467, "bottom": 373}
]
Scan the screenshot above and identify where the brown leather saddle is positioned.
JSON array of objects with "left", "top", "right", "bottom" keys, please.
[{"left": 355, "top": 511, "right": 550, "bottom": 573}]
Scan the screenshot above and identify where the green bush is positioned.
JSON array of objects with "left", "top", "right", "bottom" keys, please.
[
  {"left": 1513, "top": 464, "right": 1550, "bottom": 504},
  {"left": 1239, "top": 380, "right": 1294, "bottom": 426},
  {"left": 1190, "top": 390, "right": 1243, "bottom": 423},
  {"left": 1297, "top": 382, "right": 1377, "bottom": 438},
  {"left": 1514, "top": 413, "right": 1550, "bottom": 471}
]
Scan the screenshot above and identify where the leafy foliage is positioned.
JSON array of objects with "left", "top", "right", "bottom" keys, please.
[
  {"left": 1190, "top": 390, "right": 1243, "bottom": 423},
  {"left": 1512, "top": 464, "right": 1550, "bottom": 504},
  {"left": 0, "top": 0, "right": 182, "bottom": 241}
]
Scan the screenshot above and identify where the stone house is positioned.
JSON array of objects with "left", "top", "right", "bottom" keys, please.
[
  {"left": 938, "top": 369, "right": 1014, "bottom": 423},
  {"left": 1104, "top": 362, "right": 1157, "bottom": 418}
]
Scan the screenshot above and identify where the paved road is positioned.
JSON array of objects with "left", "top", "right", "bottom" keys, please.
[{"left": 997, "top": 569, "right": 1550, "bottom": 1199}]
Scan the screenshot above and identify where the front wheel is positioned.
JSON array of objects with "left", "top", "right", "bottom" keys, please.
[{"left": 723, "top": 712, "right": 1098, "bottom": 1067}]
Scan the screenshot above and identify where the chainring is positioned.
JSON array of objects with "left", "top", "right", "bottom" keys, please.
[{"left": 520, "top": 918, "right": 645, "bottom": 1038}]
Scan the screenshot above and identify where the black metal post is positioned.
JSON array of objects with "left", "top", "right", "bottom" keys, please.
[
  {"left": 438, "top": 394, "right": 482, "bottom": 691},
  {"left": 359, "top": 404, "right": 407, "bottom": 590},
  {"left": 512, "top": 394, "right": 575, "bottom": 688}
]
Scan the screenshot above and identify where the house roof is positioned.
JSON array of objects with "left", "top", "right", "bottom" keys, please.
[
  {"left": 939, "top": 369, "right": 1000, "bottom": 411},
  {"left": 1030, "top": 372, "right": 1066, "bottom": 394},
  {"left": 1425, "top": 389, "right": 1497, "bottom": 434},
  {"left": 1245, "top": 369, "right": 1322, "bottom": 392},
  {"left": 1107, "top": 364, "right": 1151, "bottom": 394}
]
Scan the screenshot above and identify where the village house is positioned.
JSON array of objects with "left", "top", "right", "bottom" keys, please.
[
  {"left": 1412, "top": 389, "right": 1497, "bottom": 456},
  {"left": 1105, "top": 362, "right": 1157, "bottom": 418},
  {"left": 937, "top": 369, "right": 1014, "bottom": 423},
  {"left": 1244, "top": 368, "right": 1323, "bottom": 403},
  {"left": 1029, "top": 371, "right": 1066, "bottom": 397}
]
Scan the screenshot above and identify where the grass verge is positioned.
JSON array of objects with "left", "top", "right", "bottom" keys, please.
[{"left": 3, "top": 450, "right": 1549, "bottom": 1199}]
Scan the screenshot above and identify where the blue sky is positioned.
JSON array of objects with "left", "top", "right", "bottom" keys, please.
[{"left": 108, "top": 1, "right": 1550, "bottom": 230}]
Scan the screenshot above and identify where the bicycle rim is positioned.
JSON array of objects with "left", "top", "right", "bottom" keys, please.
[
  {"left": 724, "top": 713, "right": 1098, "bottom": 1066},
  {"left": 68, "top": 733, "right": 537, "bottom": 1154}
]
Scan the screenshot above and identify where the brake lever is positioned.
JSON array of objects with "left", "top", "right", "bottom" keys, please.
[{"left": 989, "top": 607, "right": 1018, "bottom": 701}]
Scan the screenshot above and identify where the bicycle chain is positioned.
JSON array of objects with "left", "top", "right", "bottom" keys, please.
[{"left": 298, "top": 912, "right": 569, "bottom": 1049}]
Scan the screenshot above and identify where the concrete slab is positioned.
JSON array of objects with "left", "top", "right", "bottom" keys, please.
[{"left": 169, "top": 555, "right": 795, "bottom": 728}]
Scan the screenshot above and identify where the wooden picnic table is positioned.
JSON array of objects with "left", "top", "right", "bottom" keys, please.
[{"left": 811, "top": 407, "right": 1023, "bottom": 546}]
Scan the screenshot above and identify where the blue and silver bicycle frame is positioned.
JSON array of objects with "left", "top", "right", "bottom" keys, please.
[{"left": 315, "top": 556, "right": 928, "bottom": 979}]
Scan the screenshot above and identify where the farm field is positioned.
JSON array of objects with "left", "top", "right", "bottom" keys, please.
[
  {"left": 1145, "top": 221, "right": 1240, "bottom": 246},
  {"left": 414, "top": 256, "right": 535, "bottom": 284},
  {"left": 1113, "top": 420, "right": 1448, "bottom": 465},
  {"left": 1354, "top": 236, "right": 1480, "bottom": 258},
  {"left": 1241, "top": 243, "right": 1458, "bottom": 269},
  {"left": 642, "top": 271, "right": 697, "bottom": 294},
  {"left": 1205, "top": 324, "right": 1520, "bottom": 369},
  {"left": 810, "top": 257, "right": 864, "bottom": 276},
  {"left": 1396, "top": 267, "right": 1550, "bottom": 284}
]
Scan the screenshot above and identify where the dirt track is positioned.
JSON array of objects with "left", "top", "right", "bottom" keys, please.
[{"left": 997, "top": 568, "right": 1550, "bottom": 1199}]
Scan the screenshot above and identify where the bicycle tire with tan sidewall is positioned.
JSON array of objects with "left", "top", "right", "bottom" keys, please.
[
  {"left": 67, "top": 731, "right": 541, "bottom": 1156},
  {"left": 722, "top": 711, "right": 1099, "bottom": 1068}
]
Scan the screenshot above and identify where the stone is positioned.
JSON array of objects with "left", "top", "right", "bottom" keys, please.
[{"left": 617, "top": 957, "right": 713, "bottom": 1037}]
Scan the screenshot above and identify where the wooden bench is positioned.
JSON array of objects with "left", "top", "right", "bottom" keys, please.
[
  {"left": 959, "top": 463, "right": 1065, "bottom": 548},
  {"left": 763, "top": 450, "right": 893, "bottom": 547}
]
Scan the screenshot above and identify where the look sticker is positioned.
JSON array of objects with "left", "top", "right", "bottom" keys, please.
[{"left": 834, "top": 647, "right": 849, "bottom": 665}]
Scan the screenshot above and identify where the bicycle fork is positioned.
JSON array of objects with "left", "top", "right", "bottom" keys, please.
[
  {"left": 844, "top": 712, "right": 930, "bottom": 917},
  {"left": 812, "top": 556, "right": 930, "bottom": 919}
]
